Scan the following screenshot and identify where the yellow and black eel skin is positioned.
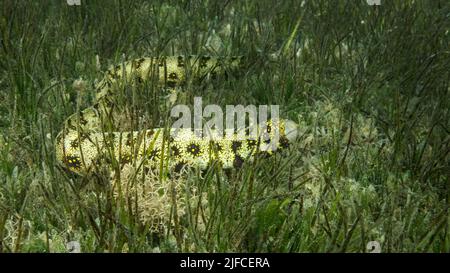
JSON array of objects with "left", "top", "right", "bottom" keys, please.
[{"left": 55, "top": 56, "right": 298, "bottom": 175}]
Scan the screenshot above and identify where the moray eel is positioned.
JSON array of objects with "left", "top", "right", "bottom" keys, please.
[{"left": 55, "top": 56, "right": 298, "bottom": 175}]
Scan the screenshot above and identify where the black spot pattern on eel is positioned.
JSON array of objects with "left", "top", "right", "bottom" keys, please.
[
  {"left": 177, "top": 56, "right": 185, "bottom": 67},
  {"left": 168, "top": 72, "right": 178, "bottom": 80},
  {"left": 133, "top": 58, "right": 146, "bottom": 69},
  {"left": 148, "top": 149, "right": 160, "bottom": 160},
  {"left": 246, "top": 139, "right": 258, "bottom": 150},
  {"left": 233, "top": 155, "right": 244, "bottom": 168},
  {"left": 279, "top": 136, "right": 290, "bottom": 149},
  {"left": 171, "top": 145, "right": 180, "bottom": 157},
  {"left": 64, "top": 155, "right": 82, "bottom": 169},
  {"left": 120, "top": 153, "right": 132, "bottom": 165},
  {"left": 231, "top": 141, "right": 242, "bottom": 153},
  {"left": 174, "top": 161, "right": 186, "bottom": 173},
  {"left": 187, "top": 143, "right": 200, "bottom": 156}
]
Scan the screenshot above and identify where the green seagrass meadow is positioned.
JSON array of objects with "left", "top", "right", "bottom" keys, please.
[{"left": 0, "top": 0, "right": 449, "bottom": 252}]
